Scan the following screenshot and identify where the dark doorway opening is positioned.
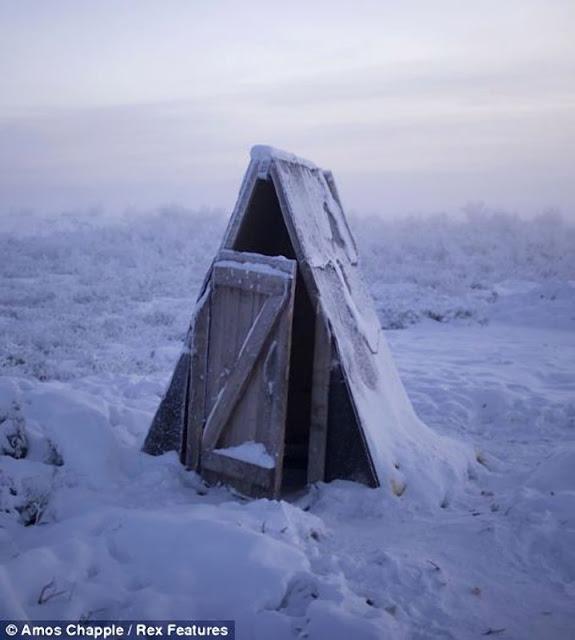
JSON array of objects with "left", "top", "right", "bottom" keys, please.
[{"left": 231, "top": 178, "right": 316, "bottom": 492}]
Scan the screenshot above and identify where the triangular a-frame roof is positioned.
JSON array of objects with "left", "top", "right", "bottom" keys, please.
[{"left": 144, "top": 146, "right": 471, "bottom": 506}]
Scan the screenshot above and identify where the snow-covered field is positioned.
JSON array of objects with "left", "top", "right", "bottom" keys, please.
[{"left": 1, "top": 208, "right": 574, "bottom": 639}]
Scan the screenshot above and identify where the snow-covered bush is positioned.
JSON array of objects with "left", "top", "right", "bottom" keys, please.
[
  {"left": 0, "top": 386, "right": 65, "bottom": 526},
  {"left": 1, "top": 205, "right": 573, "bottom": 379},
  {"left": 353, "top": 206, "right": 575, "bottom": 328},
  {"left": 0, "top": 470, "right": 52, "bottom": 526},
  {"left": 0, "top": 403, "right": 28, "bottom": 459}
]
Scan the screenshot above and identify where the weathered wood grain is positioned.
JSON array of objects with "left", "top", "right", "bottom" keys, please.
[
  {"left": 213, "top": 263, "right": 288, "bottom": 296},
  {"left": 183, "top": 288, "right": 211, "bottom": 470},
  {"left": 199, "top": 252, "right": 297, "bottom": 497},
  {"left": 202, "top": 291, "right": 287, "bottom": 450},
  {"left": 307, "top": 306, "right": 332, "bottom": 483},
  {"left": 202, "top": 450, "right": 275, "bottom": 489},
  {"left": 218, "top": 249, "right": 294, "bottom": 275}
]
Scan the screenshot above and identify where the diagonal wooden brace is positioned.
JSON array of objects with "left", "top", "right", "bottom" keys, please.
[{"left": 202, "top": 288, "right": 288, "bottom": 451}]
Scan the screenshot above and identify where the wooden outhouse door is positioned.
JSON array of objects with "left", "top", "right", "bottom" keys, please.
[{"left": 185, "top": 249, "right": 297, "bottom": 498}]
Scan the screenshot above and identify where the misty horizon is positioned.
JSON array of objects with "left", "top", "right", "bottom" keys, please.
[{"left": 1, "top": 0, "right": 574, "bottom": 219}]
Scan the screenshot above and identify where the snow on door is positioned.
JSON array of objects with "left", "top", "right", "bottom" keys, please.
[{"left": 196, "top": 250, "right": 296, "bottom": 498}]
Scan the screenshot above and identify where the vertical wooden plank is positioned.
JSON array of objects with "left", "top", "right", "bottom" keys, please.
[
  {"left": 254, "top": 330, "right": 277, "bottom": 449},
  {"left": 184, "top": 289, "right": 210, "bottom": 470},
  {"left": 206, "top": 283, "right": 239, "bottom": 418},
  {"left": 225, "top": 284, "right": 243, "bottom": 407},
  {"left": 266, "top": 266, "right": 297, "bottom": 497},
  {"left": 228, "top": 289, "right": 263, "bottom": 447},
  {"left": 205, "top": 289, "right": 223, "bottom": 416},
  {"left": 247, "top": 290, "right": 265, "bottom": 443},
  {"left": 307, "top": 305, "right": 332, "bottom": 483}
]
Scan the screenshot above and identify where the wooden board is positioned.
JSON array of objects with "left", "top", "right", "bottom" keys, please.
[
  {"left": 182, "top": 288, "right": 210, "bottom": 470},
  {"left": 200, "top": 250, "right": 296, "bottom": 498},
  {"left": 307, "top": 306, "right": 332, "bottom": 483},
  {"left": 202, "top": 450, "right": 275, "bottom": 494}
]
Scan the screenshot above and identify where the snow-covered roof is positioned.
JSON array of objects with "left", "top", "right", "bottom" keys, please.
[{"left": 250, "top": 145, "right": 318, "bottom": 170}]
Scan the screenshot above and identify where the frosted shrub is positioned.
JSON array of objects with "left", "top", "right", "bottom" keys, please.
[
  {"left": 0, "top": 471, "right": 52, "bottom": 526},
  {"left": 0, "top": 205, "right": 573, "bottom": 378},
  {"left": 0, "top": 404, "right": 28, "bottom": 459},
  {"left": 353, "top": 207, "right": 574, "bottom": 328},
  {"left": 353, "top": 207, "right": 575, "bottom": 288}
]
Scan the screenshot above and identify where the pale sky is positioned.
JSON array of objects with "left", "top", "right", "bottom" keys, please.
[{"left": 1, "top": 0, "right": 574, "bottom": 217}]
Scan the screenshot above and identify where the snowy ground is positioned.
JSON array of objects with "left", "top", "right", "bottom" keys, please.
[{"left": 1, "top": 208, "right": 574, "bottom": 639}]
